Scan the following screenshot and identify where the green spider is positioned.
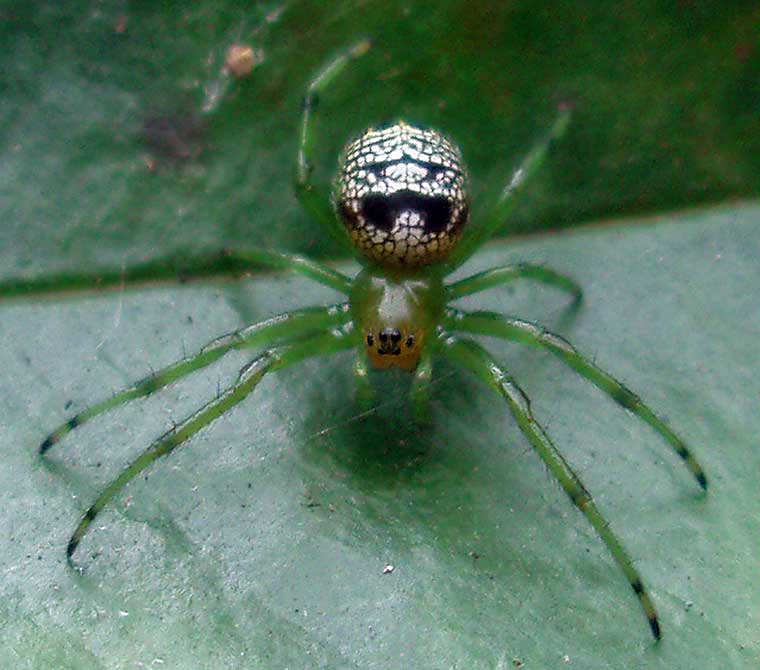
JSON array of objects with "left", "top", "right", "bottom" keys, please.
[{"left": 38, "top": 41, "right": 707, "bottom": 640}]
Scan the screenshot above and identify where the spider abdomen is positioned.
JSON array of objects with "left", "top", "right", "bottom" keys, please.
[{"left": 335, "top": 122, "right": 469, "bottom": 268}]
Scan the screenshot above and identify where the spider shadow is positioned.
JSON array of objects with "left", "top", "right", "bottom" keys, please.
[
  {"left": 298, "top": 366, "right": 440, "bottom": 488},
  {"left": 289, "top": 358, "right": 561, "bottom": 585},
  {"left": 280, "top": 294, "right": 599, "bottom": 587}
]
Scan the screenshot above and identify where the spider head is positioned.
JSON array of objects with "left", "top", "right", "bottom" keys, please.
[
  {"left": 335, "top": 121, "right": 470, "bottom": 268},
  {"left": 364, "top": 326, "right": 424, "bottom": 372}
]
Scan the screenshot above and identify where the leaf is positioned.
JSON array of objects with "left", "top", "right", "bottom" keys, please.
[
  {"left": 1, "top": 202, "right": 758, "bottom": 668},
  {"left": 2, "top": 1, "right": 757, "bottom": 279}
]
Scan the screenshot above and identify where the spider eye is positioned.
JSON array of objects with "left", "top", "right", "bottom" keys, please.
[
  {"left": 375, "top": 328, "right": 403, "bottom": 355},
  {"left": 366, "top": 333, "right": 374, "bottom": 347},
  {"left": 406, "top": 335, "right": 415, "bottom": 348}
]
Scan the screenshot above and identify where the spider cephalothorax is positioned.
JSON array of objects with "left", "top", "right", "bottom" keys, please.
[
  {"left": 36, "top": 41, "right": 707, "bottom": 641},
  {"left": 335, "top": 121, "right": 469, "bottom": 267},
  {"left": 350, "top": 270, "right": 444, "bottom": 371}
]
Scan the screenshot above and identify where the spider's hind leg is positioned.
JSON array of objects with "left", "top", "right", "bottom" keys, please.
[
  {"left": 0, "top": 248, "right": 353, "bottom": 301},
  {"left": 40, "top": 304, "right": 351, "bottom": 454},
  {"left": 295, "top": 40, "right": 371, "bottom": 249},
  {"left": 66, "top": 327, "right": 355, "bottom": 564},
  {"left": 440, "top": 334, "right": 661, "bottom": 640},
  {"left": 446, "top": 262, "right": 582, "bottom": 303},
  {"left": 445, "top": 107, "right": 572, "bottom": 270}
]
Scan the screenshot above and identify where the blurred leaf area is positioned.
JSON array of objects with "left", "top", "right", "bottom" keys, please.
[{"left": 1, "top": 0, "right": 758, "bottom": 277}]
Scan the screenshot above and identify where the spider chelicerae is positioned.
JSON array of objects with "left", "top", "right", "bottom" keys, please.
[{"left": 38, "top": 41, "right": 706, "bottom": 640}]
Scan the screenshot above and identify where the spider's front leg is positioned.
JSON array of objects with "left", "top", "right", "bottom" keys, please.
[
  {"left": 353, "top": 348, "right": 432, "bottom": 422},
  {"left": 445, "top": 309, "right": 707, "bottom": 489},
  {"left": 65, "top": 325, "right": 356, "bottom": 563},
  {"left": 353, "top": 354, "right": 374, "bottom": 411},
  {"left": 439, "top": 334, "right": 662, "bottom": 640},
  {"left": 409, "top": 348, "right": 434, "bottom": 423},
  {"left": 40, "top": 303, "right": 351, "bottom": 453}
]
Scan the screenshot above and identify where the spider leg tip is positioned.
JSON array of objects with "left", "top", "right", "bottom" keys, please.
[
  {"left": 66, "top": 538, "right": 79, "bottom": 561},
  {"left": 649, "top": 616, "right": 662, "bottom": 641},
  {"left": 557, "top": 98, "right": 577, "bottom": 114},
  {"left": 351, "top": 38, "right": 372, "bottom": 56},
  {"left": 697, "top": 472, "right": 708, "bottom": 490},
  {"left": 40, "top": 416, "right": 80, "bottom": 453},
  {"left": 39, "top": 436, "right": 55, "bottom": 454}
]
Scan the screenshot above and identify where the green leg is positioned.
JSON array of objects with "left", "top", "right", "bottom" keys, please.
[
  {"left": 295, "top": 39, "right": 371, "bottom": 249},
  {"left": 0, "top": 248, "right": 352, "bottom": 301},
  {"left": 229, "top": 248, "right": 351, "bottom": 294},
  {"left": 66, "top": 327, "right": 355, "bottom": 563},
  {"left": 445, "top": 108, "right": 572, "bottom": 270},
  {"left": 409, "top": 348, "right": 434, "bottom": 423},
  {"left": 353, "top": 354, "right": 375, "bottom": 412},
  {"left": 446, "top": 262, "right": 582, "bottom": 302},
  {"left": 439, "top": 334, "right": 661, "bottom": 640},
  {"left": 40, "top": 304, "right": 350, "bottom": 453},
  {"left": 445, "top": 309, "right": 707, "bottom": 489}
]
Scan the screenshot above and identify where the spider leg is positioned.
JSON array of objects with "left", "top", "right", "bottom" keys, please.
[
  {"left": 447, "top": 262, "right": 582, "bottom": 302},
  {"left": 444, "top": 309, "right": 707, "bottom": 489},
  {"left": 0, "top": 248, "right": 351, "bottom": 300},
  {"left": 66, "top": 326, "right": 355, "bottom": 563},
  {"left": 295, "top": 39, "right": 371, "bottom": 249},
  {"left": 409, "top": 348, "right": 434, "bottom": 423},
  {"left": 445, "top": 108, "right": 572, "bottom": 270},
  {"left": 40, "top": 304, "right": 351, "bottom": 453},
  {"left": 229, "top": 248, "right": 352, "bottom": 294},
  {"left": 439, "top": 333, "right": 661, "bottom": 640}
]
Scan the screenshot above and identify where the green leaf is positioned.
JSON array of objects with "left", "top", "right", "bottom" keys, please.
[
  {"left": 2, "top": 1, "right": 757, "bottom": 278},
  {"left": 1, "top": 202, "right": 758, "bottom": 668}
]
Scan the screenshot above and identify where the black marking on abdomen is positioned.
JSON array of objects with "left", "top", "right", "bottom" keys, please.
[{"left": 360, "top": 192, "right": 453, "bottom": 234}]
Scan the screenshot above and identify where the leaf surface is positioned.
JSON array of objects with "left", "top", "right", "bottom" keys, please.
[{"left": 1, "top": 203, "right": 758, "bottom": 669}]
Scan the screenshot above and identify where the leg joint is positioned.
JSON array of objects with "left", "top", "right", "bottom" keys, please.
[
  {"left": 569, "top": 486, "right": 592, "bottom": 509},
  {"left": 612, "top": 385, "right": 640, "bottom": 410},
  {"left": 301, "top": 92, "right": 319, "bottom": 113}
]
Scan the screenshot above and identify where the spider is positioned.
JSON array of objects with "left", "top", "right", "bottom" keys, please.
[{"left": 39, "top": 41, "right": 706, "bottom": 640}]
